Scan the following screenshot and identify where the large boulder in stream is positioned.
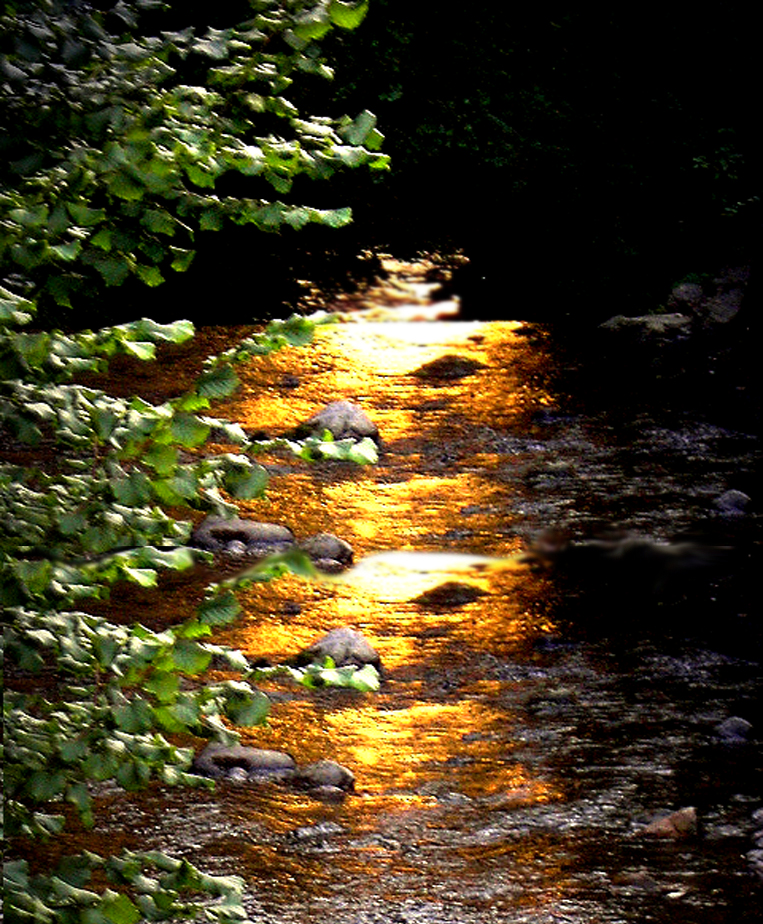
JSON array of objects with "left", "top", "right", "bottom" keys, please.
[
  {"left": 294, "top": 400, "right": 379, "bottom": 445},
  {"left": 192, "top": 743, "right": 296, "bottom": 781},
  {"left": 191, "top": 516, "right": 294, "bottom": 556}
]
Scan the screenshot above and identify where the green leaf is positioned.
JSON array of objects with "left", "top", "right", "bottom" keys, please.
[
  {"left": 144, "top": 670, "right": 180, "bottom": 702},
  {"left": 102, "top": 892, "right": 142, "bottom": 924},
  {"left": 121, "top": 567, "right": 158, "bottom": 587},
  {"left": 339, "top": 109, "right": 377, "bottom": 145},
  {"left": 329, "top": 0, "right": 369, "bottom": 30},
  {"left": 198, "top": 591, "right": 242, "bottom": 625},
  {"left": 107, "top": 171, "right": 145, "bottom": 201},
  {"left": 170, "top": 413, "right": 210, "bottom": 448},
  {"left": 120, "top": 339, "right": 156, "bottom": 361},
  {"left": 225, "top": 689, "right": 270, "bottom": 727},
  {"left": 196, "top": 364, "right": 239, "bottom": 398},
  {"left": 170, "top": 247, "right": 195, "bottom": 272},
  {"left": 171, "top": 639, "right": 212, "bottom": 674},
  {"left": 67, "top": 203, "right": 107, "bottom": 226},
  {"left": 27, "top": 769, "right": 67, "bottom": 800},
  {"left": 222, "top": 463, "right": 268, "bottom": 499},
  {"left": 51, "top": 240, "right": 83, "bottom": 262},
  {"left": 113, "top": 697, "right": 154, "bottom": 733},
  {"left": 144, "top": 444, "right": 178, "bottom": 475},
  {"left": 135, "top": 265, "right": 164, "bottom": 287}
]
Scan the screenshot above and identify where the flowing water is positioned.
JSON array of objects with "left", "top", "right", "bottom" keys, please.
[{"left": 88, "top": 265, "right": 761, "bottom": 922}]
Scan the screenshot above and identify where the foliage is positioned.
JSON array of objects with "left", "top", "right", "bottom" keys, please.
[
  {"left": 5, "top": 850, "right": 254, "bottom": 924},
  {"left": 0, "top": 0, "right": 388, "bottom": 326},
  {"left": 2, "top": 311, "right": 380, "bottom": 923},
  {"left": 2, "top": 3, "right": 383, "bottom": 922}
]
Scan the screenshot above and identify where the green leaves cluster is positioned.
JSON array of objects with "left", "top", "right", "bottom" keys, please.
[
  {"left": 6, "top": 851, "right": 251, "bottom": 924},
  {"left": 0, "top": 0, "right": 388, "bottom": 323}
]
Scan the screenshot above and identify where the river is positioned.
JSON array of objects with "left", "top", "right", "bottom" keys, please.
[{"left": 89, "top": 260, "right": 761, "bottom": 923}]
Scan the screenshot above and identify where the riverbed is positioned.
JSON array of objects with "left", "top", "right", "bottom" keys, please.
[{"left": 90, "top": 262, "right": 761, "bottom": 923}]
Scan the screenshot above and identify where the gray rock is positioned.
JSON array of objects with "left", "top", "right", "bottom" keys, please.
[
  {"left": 667, "top": 282, "right": 704, "bottom": 312},
  {"left": 227, "top": 766, "right": 250, "bottom": 783},
  {"left": 293, "top": 759, "right": 355, "bottom": 792},
  {"left": 192, "top": 516, "right": 294, "bottom": 555},
  {"left": 714, "top": 489, "right": 751, "bottom": 516},
  {"left": 715, "top": 716, "right": 753, "bottom": 743},
  {"left": 298, "top": 533, "right": 354, "bottom": 572},
  {"left": 193, "top": 743, "right": 296, "bottom": 780},
  {"left": 225, "top": 539, "right": 248, "bottom": 557},
  {"left": 295, "top": 400, "right": 379, "bottom": 444},
  {"left": 747, "top": 848, "right": 763, "bottom": 879},
  {"left": 701, "top": 289, "right": 744, "bottom": 324},
  {"left": 298, "top": 626, "right": 381, "bottom": 671}
]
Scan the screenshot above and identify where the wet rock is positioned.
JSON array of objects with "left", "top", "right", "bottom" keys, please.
[
  {"left": 298, "top": 532, "right": 354, "bottom": 573},
  {"left": 225, "top": 539, "right": 248, "bottom": 558},
  {"left": 667, "top": 266, "right": 749, "bottom": 327},
  {"left": 748, "top": 848, "right": 763, "bottom": 879},
  {"left": 412, "top": 354, "right": 486, "bottom": 381},
  {"left": 293, "top": 759, "right": 355, "bottom": 792},
  {"left": 715, "top": 716, "right": 753, "bottom": 743},
  {"left": 287, "top": 821, "right": 344, "bottom": 844},
  {"left": 714, "top": 489, "right": 752, "bottom": 516},
  {"left": 297, "top": 626, "right": 381, "bottom": 671},
  {"left": 192, "top": 516, "right": 294, "bottom": 555},
  {"left": 193, "top": 744, "right": 296, "bottom": 780},
  {"left": 642, "top": 806, "right": 697, "bottom": 837},
  {"left": 667, "top": 282, "right": 704, "bottom": 313},
  {"left": 412, "top": 581, "right": 488, "bottom": 608},
  {"left": 598, "top": 312, "right": 692, "bottom": 344},
  {"left": 294, "top": 400, "right": 379, "bottom": 444},
  {"left": 227, "top": 767, "right": 250, "bottom": 783}
]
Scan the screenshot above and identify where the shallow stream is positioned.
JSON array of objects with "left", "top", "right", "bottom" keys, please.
[{"left": 91, "top": 264, "right": 761, "bottom": 923}]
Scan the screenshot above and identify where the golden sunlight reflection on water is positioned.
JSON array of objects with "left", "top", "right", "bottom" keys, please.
[{"left": 208, "top": 315, "right": 564, "bottom": 824}]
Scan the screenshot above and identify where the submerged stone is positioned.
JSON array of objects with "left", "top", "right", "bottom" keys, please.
[
  {"left": 412, "top": 354, "right": 486, "bottom": 380},
  {"left": 412, "top": 581, "right": 488, "bottom": 608}
]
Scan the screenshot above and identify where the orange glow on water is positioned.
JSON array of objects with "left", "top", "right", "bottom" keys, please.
[{"left": 208, "top": 313, "right": 563, "bottom": 821}]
